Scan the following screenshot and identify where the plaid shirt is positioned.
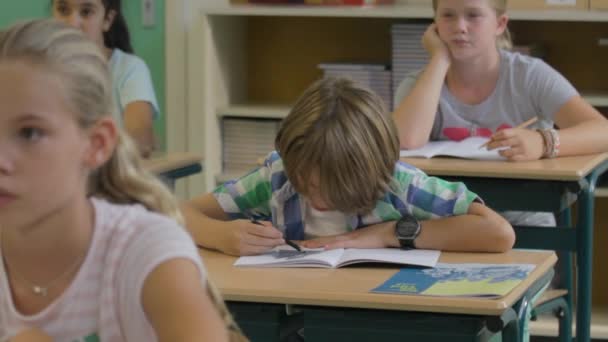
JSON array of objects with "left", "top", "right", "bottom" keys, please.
[{"left": 214, "top": 152, "right": 479, "bottom": 240}]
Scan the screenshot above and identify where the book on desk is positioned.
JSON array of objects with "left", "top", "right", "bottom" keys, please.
[
  {"left": 372, "top": 263, "right": 535, "bottom": 298},
  {"left": 400, "top": 137, "right": 506, "bottom": 160},
  {"left": 234, "top": 245, "right": 440, "bottom": 269}
]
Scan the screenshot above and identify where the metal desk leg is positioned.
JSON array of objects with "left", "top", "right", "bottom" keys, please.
[
  {"left": 576, "top": 185, "right": 593, "bottom": 342},
  {"left": 576, "top": 161, "right": 608, "bottom": 342},
  {"left": 556, "top": 209, "right": 574, "bottom": 342},
  {"left": 504, "top": 268, "right": 554, "bottom": 342}
]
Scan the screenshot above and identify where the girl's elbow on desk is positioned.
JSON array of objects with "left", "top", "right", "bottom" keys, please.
[{"left": 398, "top": 133, "right": 429, "bottom": 150}]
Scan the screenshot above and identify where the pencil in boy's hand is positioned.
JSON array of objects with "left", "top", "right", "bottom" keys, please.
[
  {"left": 479, "top": 116, "right": 539, "bottom": 149},
  {"left": 250, "top": 217, "right": 301, "bottom": 252},
  {"left": 284, "top": 239, "right": 302, "bottom": 252}
]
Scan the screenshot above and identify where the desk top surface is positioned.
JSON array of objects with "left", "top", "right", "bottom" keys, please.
[
  {"left": 402, "top": 153, "right": 608, "bottom": 181},
  {"left": 201, "top": 249, "right": 556, "bottom": 316},
  {"left": 142, "top": 152, "right": 203, "bottom": 175}
]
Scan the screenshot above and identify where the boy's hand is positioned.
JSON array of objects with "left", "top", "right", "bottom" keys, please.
[
  {"left": 299, "top": 221, "right": 399, "bottom": 250},
  {"left": 221, "top": 220, "right": 284, "bottom": 256}
]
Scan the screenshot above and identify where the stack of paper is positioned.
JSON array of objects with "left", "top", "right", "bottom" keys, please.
[
  {"left": 319, "top": 63, "right": 392, "bottom": 110},
  {"left": 391, "top": 23, "right": 428, "bottom": 110},
  {"left": 222, "top": 118, "right": 280, "bottom": 174}
]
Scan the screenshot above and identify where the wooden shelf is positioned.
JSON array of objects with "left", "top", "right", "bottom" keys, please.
[
  {"left": 217, "top": 104, "right": 291, "bottom": 119},
  {"left": 218, "top": 94, "right": 608, "bottom": 120},
  {"left": 583, "top": 93, "right": 608, "bottom": 107},
  {"left": 203, "top": 4, "right": 432, "bottom": 18},
  {"left": 202, "top": 4, "right": 608, "bottom": 22},
  {"left": 530, "top": 306, "right": 608, "bottom": 339},
  {"left": 595, "top": 187, "right": 608, "bottom": 198}
]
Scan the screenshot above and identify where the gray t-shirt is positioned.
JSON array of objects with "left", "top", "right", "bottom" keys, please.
[
  {"left": 394, "top": 50, "right": 578, "bottom": 227},
  {"left": 394, "top": 49, "right": 577, "bottom": 142}
]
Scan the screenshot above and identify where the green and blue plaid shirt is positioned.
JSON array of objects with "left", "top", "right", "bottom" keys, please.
[{"left": 214, "top": 152, "right": 479, "bottom": 240}]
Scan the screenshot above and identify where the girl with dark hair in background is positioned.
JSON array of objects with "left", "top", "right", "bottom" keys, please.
[{"left": 52, "top": 0, "right": 159, "bottom": 158}]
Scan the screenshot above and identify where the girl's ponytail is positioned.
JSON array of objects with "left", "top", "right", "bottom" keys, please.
[{"left": 90, "top": 130, "right": 182, "bottom": 224}]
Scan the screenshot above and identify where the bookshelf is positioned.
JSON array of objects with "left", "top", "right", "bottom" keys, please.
[
  {"left": 166, "top": 2, "right": 608, "bottom": 337},
  {"left": 181, "top": 5, "right": 608, "bottom": 192},
  {"left": 217, "top": 104, "right": 291, "bottom": 119}
]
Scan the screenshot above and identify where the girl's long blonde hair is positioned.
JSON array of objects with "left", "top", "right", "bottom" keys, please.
[
  {"left": 432, "top": 0, "right": 513, "bottom": 50},
  {"left": 0, "top": 18, "right": 180, "bottom": 223},
  {"left": 0, "top": 19, "right": 245, "bottom": 341}
]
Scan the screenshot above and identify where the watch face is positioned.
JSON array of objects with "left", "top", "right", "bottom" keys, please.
[{"left": 397, "top": 215, "right": 420, "bottom": 238}]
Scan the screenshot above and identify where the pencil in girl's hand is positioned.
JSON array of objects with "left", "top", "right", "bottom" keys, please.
[
  {"left": 479, "top": 116, "right": 539, "bottom": 149},
  {"left": 250, "top": 217, "right": 302, "bottom": 252}
]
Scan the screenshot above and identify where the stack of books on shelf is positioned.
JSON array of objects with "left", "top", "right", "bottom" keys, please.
[
  {"left": 319, "top": 62, "right": 392, "bottom": 110},
  {"left": 243, "top": 0, "right": 395, "bottom": 4},
  {"left": 222, "top": 117, "right": 280, "bottom": 176},
  {"left": 391, "top": 23, "right": 428, "bottom": 110}
]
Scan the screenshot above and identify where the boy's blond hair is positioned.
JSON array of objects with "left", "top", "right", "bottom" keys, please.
[
  {"left": 432, "top": 0, "right": 513, "bottom": 50},
  {"left": 0, "top": 19, "right": 246, "bottom": 341},
  {"left": 276, "top": 77, "right": 399, "bottom": 214}
]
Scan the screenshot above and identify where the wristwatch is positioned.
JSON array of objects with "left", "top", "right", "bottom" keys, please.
[{"left": 395, "top": 215, "right": 421, "bottom": 249}]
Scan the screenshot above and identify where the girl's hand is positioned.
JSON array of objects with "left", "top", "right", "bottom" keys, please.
[
  {"left": 422, "top": 23, "right": 450, "bottom": 63},
  {"left": 221, "top": 220, "right": 284, "bottom": 256},
  {"left": 299, "top": 221, "right": 398, "bottom": 250},
  {"left": 485, "top": 128, "right": 545, "bottom": 161},
  {"left": 10, "top": 329, "right": 52, "bottom": 342}
]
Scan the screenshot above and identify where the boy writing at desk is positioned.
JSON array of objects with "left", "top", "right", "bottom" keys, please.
[{"left": 182, "top": 78, "right": 514, "bottom": 256}]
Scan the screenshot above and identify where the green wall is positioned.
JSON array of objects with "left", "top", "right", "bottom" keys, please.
[{"left": 0, "top": 0, "right": 166, "bottom": 149}]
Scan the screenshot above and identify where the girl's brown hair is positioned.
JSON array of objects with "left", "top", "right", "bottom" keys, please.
[
  {"left": 276, "top": 77, "right": 400, "bottom": 214},
  {"left": 432, "top": 0, "right": 513, "bottom": 50},
  {"left": 0, "top": 19, "right": 246, "bottom": 342}
]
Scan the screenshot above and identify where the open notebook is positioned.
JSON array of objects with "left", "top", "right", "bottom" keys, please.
[
  {"left": 400, "top": 137, "right": 506, "bottom": 160},
  {"left": 372, "top": 263, "right": 535, "bottom": 298},
  {"left": 234, "top": 245, "right": 440, "bottom": 269}
]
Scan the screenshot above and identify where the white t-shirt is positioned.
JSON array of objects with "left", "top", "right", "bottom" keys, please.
[
  {"left": 304, "top": 201, "right": 349, "bottom": 239},
  {"left": 108, "top": 48, "right": 160, "bottom": 126},
  {"left": 0, "top": 197, "right": 206, "bottom": 342}
]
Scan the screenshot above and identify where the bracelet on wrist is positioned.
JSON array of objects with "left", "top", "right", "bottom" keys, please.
[
  {"left": 537, "top": 129, "right": 553, "bottom": 158},
  {"left": 548, "top": 128, "right": 560, "bottom": 158}
]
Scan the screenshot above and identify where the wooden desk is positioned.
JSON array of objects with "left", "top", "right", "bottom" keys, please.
[
  {"left": 402, "top": 153, "right": 608, "bottom": 342},
  {"left": 401, "top": 153, "right": 608, "bottom": 181},
  {"left": 142, "top": 152, "right": 203, "bottom": 188},
  {"left": 202, "top": 249, "right": 556, "bottom": 342}
]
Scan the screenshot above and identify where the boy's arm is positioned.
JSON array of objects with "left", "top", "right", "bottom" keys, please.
[
  {"left": 414, "top": 202, "right": 514, "bottom": 252},
  {"left": 301, "top": 202, "right": 514, "bottom": 253},
  {"left": 181, "top": 193, "right": 284, "bottom": 256}
]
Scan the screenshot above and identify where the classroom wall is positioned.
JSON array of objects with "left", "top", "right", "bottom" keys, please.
[{"left": 0, "top": 0, "right": 167, "bottom": 150}]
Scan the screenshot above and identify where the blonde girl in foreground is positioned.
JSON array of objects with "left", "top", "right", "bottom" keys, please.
[{"left": 0, "top": 19, "right": 240, "bottom": 342}]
